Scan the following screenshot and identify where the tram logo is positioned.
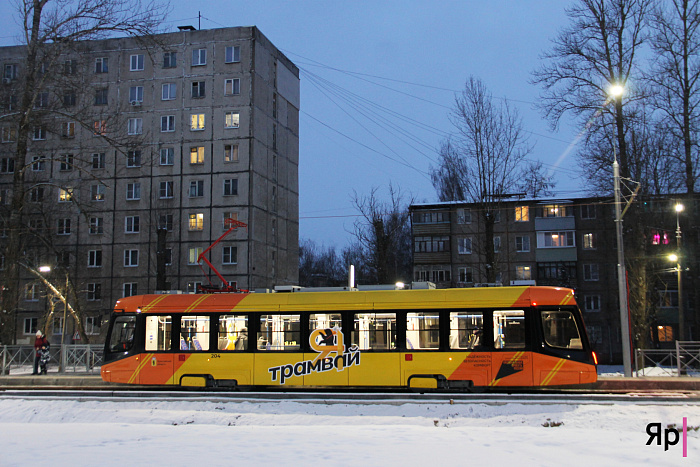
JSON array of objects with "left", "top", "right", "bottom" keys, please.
[
  {"left": 268, "top": 326, "right": 361, "bottom": 385},
  {"left": 495, "top": 359, "right": 524, "bottom": 381}
]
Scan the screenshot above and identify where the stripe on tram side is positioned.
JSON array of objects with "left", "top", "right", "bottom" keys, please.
[
  {"left": 540, "top": 359, "right": 566, "bottom": 386},
  {"left": 558, "top": 290, "right": 575, "bottom": 306},
  {"left": 183, "top": 295, "right": 212, "bottom": 313},
  {"left": 141, "top": 295, "right": 168, "bottom": 312},
  {"left": 489, "top": 351, "right": 525, "bottom": 387},
  {"left": 127, "top": 353, "right": 154, "bottom": 384}
]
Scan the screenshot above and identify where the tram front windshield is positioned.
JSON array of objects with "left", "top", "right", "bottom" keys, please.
[{"left": 108, "top": 315, "right": 136, "bottom": 352}]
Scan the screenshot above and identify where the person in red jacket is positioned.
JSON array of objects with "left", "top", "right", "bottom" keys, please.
[{"left": 32, "top": 330, "right": 48, "bottom": 375}]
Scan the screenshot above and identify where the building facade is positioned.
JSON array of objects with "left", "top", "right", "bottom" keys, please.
[
  {"left": 410, "top": 197, "right": 693, "bottom": 364},
  {"left": 0, "top": 26, "right": 299, "bottom": 344}
]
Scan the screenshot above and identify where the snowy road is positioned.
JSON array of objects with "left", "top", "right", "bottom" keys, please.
[{"left": 0, "top": 396, "right": 698, "bottom": 466}]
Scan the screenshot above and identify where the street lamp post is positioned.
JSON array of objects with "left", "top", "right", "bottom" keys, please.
[{"left": 674, "top": 203, "right": 684, "bottom": 341}]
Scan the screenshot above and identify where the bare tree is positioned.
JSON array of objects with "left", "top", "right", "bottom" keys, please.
[
  {"left": 532, "top": 0, "right": 650, "bottom": 182},
  {"left": 298, "top": 239, "right": 346, "bottom": 287},
  {"left": 647, "top": 0, "right": 700, "bottom": 338},
  {"left": 518, "top": 161, "right": 557, "bottom": 198},
  {"left": 0, "top": 0, "right": 169, "bottom": 344},
  {"left": 350, "top": 185, "right": 413, "bottom": 285},
  {"left": 647, "top": 0, "right": 700, "bottom": 194},
  {"left": 431, "top": 76, "right": 532, "bottom": 283}
]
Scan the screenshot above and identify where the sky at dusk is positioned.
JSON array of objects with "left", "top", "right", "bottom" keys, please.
[{"left": 0, "top": 0, "right": 586, "bottom": 248}]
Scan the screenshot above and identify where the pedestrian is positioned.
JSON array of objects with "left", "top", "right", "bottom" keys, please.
[
  {"left": 39, "top": 342, "right": 51, "bottom": 375},
  {"left": 33, "top": 330, "right": 49, "bottom": 375}
]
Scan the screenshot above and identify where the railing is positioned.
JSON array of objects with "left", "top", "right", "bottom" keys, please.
[
  {"left": 1, "top": 345, "right": 103, "bottom": 375},
  {"left": 634, "top": 341, "right": 700, "bottom": 377}
]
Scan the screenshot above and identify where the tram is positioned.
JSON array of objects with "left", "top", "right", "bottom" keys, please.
[{"left": 101, "top": 285, "right": 598, "bottom": 390}]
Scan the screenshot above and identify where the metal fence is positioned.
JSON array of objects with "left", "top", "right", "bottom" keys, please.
[
  {"left": 1, "top": 345, "right": 103, "bottom": 375},
  {"left": 635, "top": 341, "right": 700, "bottom": 377}
]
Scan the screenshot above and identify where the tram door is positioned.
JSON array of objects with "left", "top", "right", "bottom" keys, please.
[
  {"left": 491, "top": 310, "right": 533, "bottom": 386},
  {"left": 140, "top": 315, "right": 174, "bottom": 384}
]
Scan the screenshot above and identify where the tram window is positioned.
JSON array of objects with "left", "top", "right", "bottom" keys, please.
[
  {"left": 449, "top": 311, "right": 483, "bottom": 349},
  {"left": 109, "top": 315, "right": 136, "bottom": 352},
  {"left": 145, "top": 315, "right": 171, "bottom": 351},
  {"left": 309, "top": 313, "right": 342, "bottom": 345},
  {"left": 493, "top": 310, "right": 525, "bottom": 349},
  {"left": 258, "top": 314, "right": 300, "bottom": 351},
  {"left": 541, "top": 310, "right": 583, "bottom": 349},
  {"left": 180, "top": 316, "right": 209, "bottom": 351},
  {"left": 406, "top": 312, "right": 439, "bottom": 349},
  {"left": 352, "top": 312, "right": 397, "bottom": 350},
  {"left": 218, "top": 315, "right": 248, "bottom": 351}
]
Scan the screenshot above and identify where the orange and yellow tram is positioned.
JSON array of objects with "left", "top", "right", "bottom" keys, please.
[{"left": 101, "top": 286, "right": 598, "bottom": 390}]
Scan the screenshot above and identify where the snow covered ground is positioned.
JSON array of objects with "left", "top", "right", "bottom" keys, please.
[
  {"left": 1, "top": 365, "right": 698, "bottom": 465},
  {"left": 0, "top": 395, "right": 698, "bottom": 466}
]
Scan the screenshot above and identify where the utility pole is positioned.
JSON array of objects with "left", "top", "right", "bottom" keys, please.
[{"left": 613, "top": 160, "right": 632, "bottom": 377}]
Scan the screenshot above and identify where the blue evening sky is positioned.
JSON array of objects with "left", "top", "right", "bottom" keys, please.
[{"left": 0, "top": 1, "right": 585, "bottom": 248}]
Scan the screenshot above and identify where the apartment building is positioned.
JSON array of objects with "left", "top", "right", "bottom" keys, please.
[
  {"left": 0, "top": 26, "right": 299, "bottom": 344},
  {"left": 409, "top": 197, "right": 672, "bottom": 364}
]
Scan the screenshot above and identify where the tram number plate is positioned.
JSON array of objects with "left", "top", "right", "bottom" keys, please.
[{"left": 210, "top": 353, "right": 221, "bottom": 359}]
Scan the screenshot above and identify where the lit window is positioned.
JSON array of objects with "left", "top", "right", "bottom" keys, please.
[
  {"left": 543, "top": 204, "right": 567, "bottom": 218},
  {"left": 583, "top": 233, "right": 595, "bottom": 249},
  {"left": 188, "top": 247, "right": 203, "bottom": 265},
  {"left": 190, "top": 146, "right": 204, "bottom": 164},
  {"left": 515, "top": 265, "right": 531, "bottom": 280},
  {"left": 515, "top": 206, "right": 529, "bottom": 222},
  {"left": 541, "top": 231, "right": 575, "bottom": 248},
  {"left": 58, "top": 187, "right": 73, "bottom": 203},
  {"left": 189, "top": 213, "right": 204, "bottom": 231},
  {"left": 225, "top": 112, "right": 240, "bottom": 128},
  {"left": 93, "top": 120, "right": 107, "bottom": 136},
  {"left": 190, "top": 114, "right": 205, "bottom": 131}
]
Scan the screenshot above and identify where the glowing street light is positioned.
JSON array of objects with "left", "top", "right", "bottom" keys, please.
[{"left": 609, "top": 84, "right": 625, "bottom": 98}]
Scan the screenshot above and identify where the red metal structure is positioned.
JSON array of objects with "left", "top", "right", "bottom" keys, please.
[{"left": 197, "top": 218, "right": 248, "bottom": 292}]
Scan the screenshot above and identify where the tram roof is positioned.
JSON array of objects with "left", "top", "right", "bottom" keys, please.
[{"left": 112, "top": 286, "right": 576, "bottom": 314}]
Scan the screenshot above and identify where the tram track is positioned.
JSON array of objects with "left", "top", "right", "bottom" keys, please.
[{"left": 1, "top": 387, "right": 699, "bottom": 405}]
